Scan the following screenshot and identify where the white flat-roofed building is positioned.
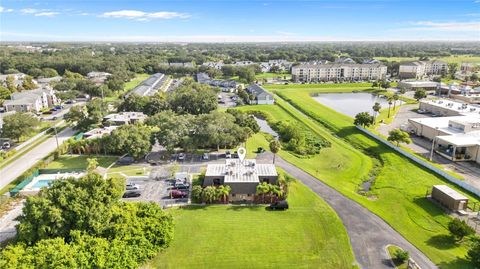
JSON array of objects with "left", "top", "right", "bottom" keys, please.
[
  {"left": 291, "top": 63, "right": 387, "bottom": 82},
  {"left": 397, "top": 80, "right": 439, "bottom": 91},
  {"left": 83, "top": 126, "right": 118, "bottom": 140},
  {"left": 408, "top": 100, "right": 480, "bottom": 164},
  {"left": 204, "top": 159, "right": 278, "bottom": 201},
  {"left": 419, "top": 99, "right": 480, "bottom": 117},
  {"left": 103, "top": 112, "right": 147, "bottom": 126}
]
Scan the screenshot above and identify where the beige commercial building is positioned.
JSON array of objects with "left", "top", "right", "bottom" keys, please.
[
  {"left": 409, "top": 99, "right": 480, "bottom": 164},
  {"left": 431, "top": 185, "right": 468, "bottom": 211},
  {"left": 399, "top": 61, "right": 448, "bottom": 79},
  {"left": 291, "top": 63, "right": 387, "bottom": 82}
]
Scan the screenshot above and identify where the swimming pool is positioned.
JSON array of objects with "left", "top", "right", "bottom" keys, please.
[{"left": 32, "top": 179, "right": 54, "bottom": 189}]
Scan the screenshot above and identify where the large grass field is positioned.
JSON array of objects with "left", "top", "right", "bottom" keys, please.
[
  {"left": 236, "top": 84, "right": 479, "bottom": 268},
  {"left": 374, "top": 55, "right": 480, "bottom": 64},
  {"left": 150, "top": 180, "right": 356, "bottom": 269},
  {"left": 46, "top": 155, "right": 118, "bottom": 170}
]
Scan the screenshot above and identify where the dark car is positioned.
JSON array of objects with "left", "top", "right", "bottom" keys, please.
[
  {"left": 170, "top": 190, "right": 188, "bottom": 199},
  {"left": 257, "top": 147, "right": 266, "bottom": 153},
  {"left": 123, "top": 190, "right": 141, "bottom": 198},
  {"left": 173, "top": 182, "right": 189, "bottom": 190},
  {"left": 118, "top": 156, "right": 135, "bottom": 165},
  {"left": 269, "top": 200, "right": 289, "bottom": 210}
]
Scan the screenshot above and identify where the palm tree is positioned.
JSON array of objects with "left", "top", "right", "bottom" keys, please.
[
  {"left": 387, "top": 97, "right": 394, "bottom": 118},
  {"left": 372, "top": 102, "right": 381, "bottom": 122},
  {"left": 269, "top": 185, "right": 282, "bottom": 203},
  {"left": 218, "top": 185, "right": 231, "bottom": 204},
  {"left": 256, "top": 182, "right": 270, "bottom": 203},
  {"left": 393, "top": 93, "right": 400, "bottom": 110},
  {"left": 269, "top": 140, "right": 281, "bottom": 164},
  {"left": 202, "top": 186, "right": 217, "bottom": 204}
]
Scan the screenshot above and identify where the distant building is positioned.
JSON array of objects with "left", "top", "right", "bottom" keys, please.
[
  {"left": 204, "top": 159, "right": 278, "bottom": 201},
  {"left": 246, "top": 84, "right": 274, "bottom": 105},
  {"left": 399, "top": 60, "right": 448, "bottom": 79},
  {"left": 335, "top": 57, "right": 356, "bottom": 64},
  {"left": 196, "top": 73, "right": 237, "bottom": 91},
  {"left": 87, "top": 72, "right": 111, "bottom": 85},
  {"left": 397, "top": 80, "right": 439, "bottom": 91},
  {"left": 126, "top": 73, "right": 167, "bottom": 97},
  {"left": 83, "top": 126, "right": 118, "bottom": 140},
  {"left": 202, "top": 61, "right": 224, "bottom": 70},
  {"left": 234, "top": 61, "right": 256, "bottom": 66},
  {"left": 103, "top": 112, "right": 147, "bottom": 126},
  {"left": 362, "top": 59, "right": 381, "bottom": 64},
  {"left": 4, "top": 88, "right": 59, "bottom": 113},
  {"left": 291, "top": 63, "right": 387, "bottom": 82}
]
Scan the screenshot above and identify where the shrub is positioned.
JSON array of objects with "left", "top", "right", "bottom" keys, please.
[{"left": 393, "top": 249, "right": 409, "bottom": 263}]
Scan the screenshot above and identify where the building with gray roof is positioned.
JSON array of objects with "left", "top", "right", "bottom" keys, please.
[
  {"left": 204, "top": 159, "right": 278, "bottom": 201},
  {"left": 291, "top": 63, "right": 387, "bottom": 82},
  {"left": 246, "top": 84, "right": 274, "bottom": 105},
  {"left": 126, "top": 73, "right": 167, "bottom": 97}
]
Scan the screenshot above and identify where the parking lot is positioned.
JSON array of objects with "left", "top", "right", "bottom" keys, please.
[
  {"left": 122, "top": 177, "right": 189, "bottom": 207},
  {"left": 218, "top": 92, "right": 237, "bottom": 108}
]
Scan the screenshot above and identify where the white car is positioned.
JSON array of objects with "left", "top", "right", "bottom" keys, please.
[
  {"left": 126, "top": 183, "right": 139, "bottom": 190},
  {"left": 178, "top": 153, "right": 186, "bottom": 160}
]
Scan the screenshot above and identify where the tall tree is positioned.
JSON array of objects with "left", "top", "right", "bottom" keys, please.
[
  {"left": 269, "top": 139, "right": 282, "bottom": 164},
  {"left": 1, "top": 113, "right": 39, "bottom": 141},
  {"left": 414, "top": 88, "right": 427, "bottom": 101},
  {"left": 393, "top": 93, "right": 400, "bottom": 110},
  {"left": 387, "top": 129, "right": 412, "bottom": 146},
  {"left": 22, "top": 75, "right": 36, "bottom": 90},
  {"left": 104, "top": 124, "right": 153, "bottom": 159},
  {"left": 372, "top": 102, "right": 382, "bottom": 122},
  {"left": 354, "top": 112, "right": 374, "bottom": 128}
]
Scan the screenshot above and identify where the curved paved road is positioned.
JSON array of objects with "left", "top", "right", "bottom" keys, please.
[{"left": 262, "top": 153, "right": 437, "bottom": 269}]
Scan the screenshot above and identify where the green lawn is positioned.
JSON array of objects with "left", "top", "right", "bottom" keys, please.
[
  {"left": 374, "top": 55, "right": 480, "bottom": 64},
  {"left": 104, "top": 73, "right": 150, "bottom": 102},
  {"left": 46, "top": 155, "right": 118, "bottom": 170},
  {"left": 236, "top": 85, "right": 479, "bottom": 268},
  {"left": 149, "top": 180, "right": 356, "bottom": 269},
  {"left": 256, "top": 72, "right": 291, "bottom": 80},
  {"left": 107, "top": 164, "right": 151, "bottom": 177}
]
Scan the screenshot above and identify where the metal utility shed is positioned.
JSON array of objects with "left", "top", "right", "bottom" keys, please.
[{"left": 431, "top": 185, "right": 469, "bottom": 211}]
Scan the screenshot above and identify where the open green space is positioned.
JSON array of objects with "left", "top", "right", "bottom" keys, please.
[
  {"left": 150, "top": 180, "right": 356, "bottom": 269},
  {"left": 374, "top": 55, "right": 480, "bottom": 64},
  {"left": 256, "top": 72, "right": 291, "bottom": 80},
  {"left": 104, "top": 73, "right": 150, "bottom": 102},
  {"left": 236, "top": 84, "right": 479, "bottom": 268},
  {"left": 46, "top": 155, "right": 118, "bottom": 170},
  {"left": 107, "top": 164, "right": 151, "bottom": 177}
]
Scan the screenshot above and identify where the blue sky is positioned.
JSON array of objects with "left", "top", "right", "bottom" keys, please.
[{"left": 0, "top": 0, "right": 479, "bottom": 42}]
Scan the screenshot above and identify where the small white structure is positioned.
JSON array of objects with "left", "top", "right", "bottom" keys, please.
[{"left": 103, "top": 112, "right": 147, "bottom": 126}]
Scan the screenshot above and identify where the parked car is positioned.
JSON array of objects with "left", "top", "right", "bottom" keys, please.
[
  {"left": 126, "top": 183, "right": 139, "bottom": 190},
  {"left": 170, "top": 190, "right": 188, "bottom": 199},
  {"left": 202, "top": 153, "right": 209, "bottom": 160},
  {"left": 54, "top": 105, "right": 64, "bottom": 110},
  {"left": 178, "top": 152, "right": 186, "bottom": 160},
  {"left": 123, "top": 190, "right": 141, "bottom": 198},
  {"left": 269, "top": 200, "right": 289, "bottom": 210},
  {"left": 225, "top": 150, "right": 232, "bottom": 158},
  {"left": 174, "top": 182, "right": 189, "bottom": 190},
  {"left": 118, "top": 156, "right": 135, "bottom": 165},
  {"left": 257, "top": 147, "right": 265, "bottom": 153},
  {"left": 2, "top": 142, "right": 11, "bottom": 149}
]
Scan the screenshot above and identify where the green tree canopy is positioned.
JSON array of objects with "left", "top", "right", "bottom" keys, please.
[
  {"left": 1, "top": 113, "right": 39, "bottom": 141},
  {"left": 104, "top": 124, "right": 153, "bottom": 159},
  {"left": 354, "top": 112, "right": 374, "bottom": 127},
  {"left": 387, "top": 129, "right": 412, "bottom": 146}
]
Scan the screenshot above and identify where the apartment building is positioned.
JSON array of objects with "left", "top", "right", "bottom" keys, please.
[
  {"left": 291, "top": 63, "right": 387, "bottom": 82},
  {"left": 4, "top": 88, "right": 59, "bottom": 113},
  {"left": 399, "top": 60, "right": 448, "bottom": 79}
]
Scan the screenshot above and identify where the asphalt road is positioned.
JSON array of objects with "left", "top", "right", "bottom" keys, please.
[
  {"left": 263, "top": 154, "right": 438, "bottom": 269},
  {"left": 0, "top": 127, "right": 76, "bottom": 190}
]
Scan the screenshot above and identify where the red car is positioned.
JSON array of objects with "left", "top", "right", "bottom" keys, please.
[{"left": 170, "top": 190, "right": 187, "bottom": 199}]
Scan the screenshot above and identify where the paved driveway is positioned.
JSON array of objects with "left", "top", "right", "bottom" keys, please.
[{"left": 258, "top": 153, "right": 437, "bottom": 269}]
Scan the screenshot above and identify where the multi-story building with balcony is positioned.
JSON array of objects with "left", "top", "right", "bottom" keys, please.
[{"left": 291, "top": 63, "right": 387, "bottom": 82}]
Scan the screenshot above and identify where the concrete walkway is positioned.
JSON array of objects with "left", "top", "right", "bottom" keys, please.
[
  {"left": 258, "top": 153, "right": 437, "bottom": 269},
  {"left": 0, "top": 201, "right": 23, "bottom": 243}
]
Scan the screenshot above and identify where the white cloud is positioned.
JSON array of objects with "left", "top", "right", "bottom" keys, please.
[
  {"left": 21, "top": 8, "right": 38, "bottom": 14},
  {"left": 410, "top": 21, "right": 480, "bottom": 31},
  {"left": 0, "top": 6, "right": 3, "bottom": 12},
  {"left": 101, "top": 10, "right": 190, "bottom": 21},
  {"left": 35, "top": 12, "right": 59, "bottom": 17},
  {"left": 6, "top": 9, "right": 14, "bottom": 12}
]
